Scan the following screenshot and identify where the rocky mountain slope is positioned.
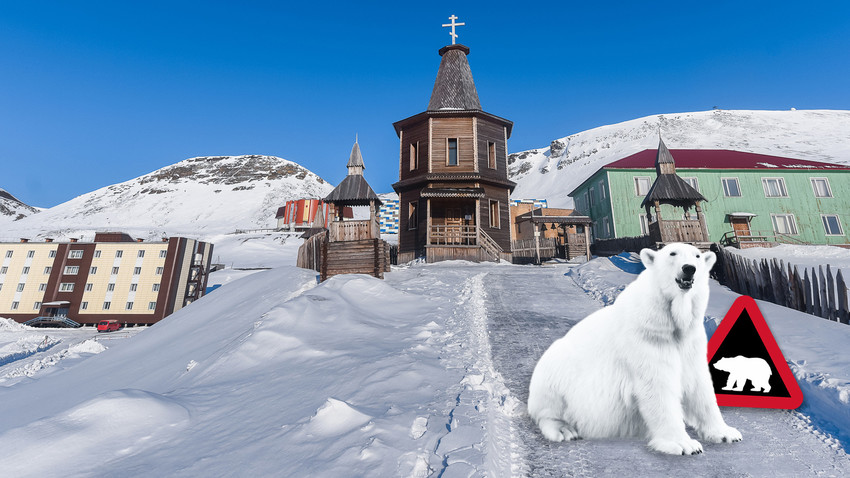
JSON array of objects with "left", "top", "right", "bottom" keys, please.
[
  {"left": 0, "top": 155, "right": 334, "bottom": 241},
  {"left": 508, "top": 109, "right": 850, "bottom": 208},
  {"left": 0, "top": 188, "right": 39, "bottom": 222}
]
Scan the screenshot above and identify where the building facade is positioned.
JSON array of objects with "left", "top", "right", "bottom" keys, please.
[
  {"left": 570, "top": 149, "right": 850, "bottom": 245},
  {"left": 0, "top": 233, "right": 213, "bottom": 326},
  {"left": 392, "top": 43, "right": 515, "bottom": 263}
]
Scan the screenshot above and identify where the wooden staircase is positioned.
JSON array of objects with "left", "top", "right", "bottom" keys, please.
[{"left": 478, "top": 229, "right": 503, "bottom": 262}]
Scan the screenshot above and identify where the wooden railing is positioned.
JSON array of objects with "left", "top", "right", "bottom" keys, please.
[
  {"left": 649, "top": 220, "right": 705, "bottom": 243},
  {"left": 429, "top": 225, "right": 477, "bottom": 246},
  {"left": 720, "top": 230, "right": 808, "bottom": 248},
  {"left": 477, "top": 229, "right": 503, "bottom": 261},
  {"left": 329, "top": 219, "right": 378, "bottom": 242}
]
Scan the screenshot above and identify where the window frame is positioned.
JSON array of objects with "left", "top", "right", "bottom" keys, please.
[
  {"left": 761, "top": 177, "right": 789, "bottom": 198},
  {"left": 63, "top": 265, "right": 80, "bottom": 275},
  {"left": 446, "top": 138, "right": 459, "bottom": 166},
  {"left": 722, "top": 177, "right": 742, "bottom": 197},
  {"left": 682, "top": 176, "right": 700, "bottom": 192},
  {"left": 409, "top": 141, "right": 419, "bottom": 171},
  {"left": 822, "top": 214, "right": 844, "bottom": 236},
  {"left": 408, "top": 201, "right": 418, "bottom": 230},
  {"left": 811, "top": 177, "right": 833, "bottom": 198},
  {"left": 68, "top": 249, "right": 84, "bottom": 259},
  {"left": 489, "top": 200, "right": 501, "bottom": 229},
  {"left": 487, "top": 141, "right": 496, "bottom": 169},
  {"left": 771, "top": 213, "right": 799, "bottom": 235},
  {"left": 59, "top": 282, "right": 75, "bottom": 292},
  {"left": 634, "top": 176, "right": 651, "bottom": 196}
]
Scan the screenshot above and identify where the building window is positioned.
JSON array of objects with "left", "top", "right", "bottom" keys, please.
[
  {"left": 22, "top": 266, "right": 30, "bottom": 274},
  {"left": 771, "top": 214, "right": 798, "bottom": 235},
  {"left": 103, "top": 301, "right": 111, "bottom": 310},
  {"left": 589, "top": 187, "right": 595, "bottom": 207},
  {"left": 130, "top": 283, "right": 138, "bottom": 292},
  {"left": 48, "top": 250, "right": 56, "bottom": 258},
  {"left": 682, "top": 177, "right": 700, "bottom": 192},
  {"left": 634, "top": 177, "right": 651, "bottom": 196},
  {"left": 39, "top": 283, "right": 47, "bottom": 292},
  {"left": 489, "top": 200, "right": 500, "bottom": 228},
  {"left": 408, "top": 202, "right": 418, "bottom": 230},
  {"left": 156, "top": 267, "right": 164, "bottom": 275},
  {"left": 762, "top": 177, "right": 788, "bottom": 197},
  {"left": 602, "top": 216, "right": 611, "bottom": 237},
  {"left": 149, "top": 301, "right": 157, "bottom": 310},
  {"left": 34, "top": 302, "right": 41, "bottom": 310},
  {"left": 0, "top": 266, "right": 6, "bottom": 274},
  {"left": 107, "top": 283, "right": 115, "bottom": 292},
  {"left": 59, "top": 282, "right": 74, "bottom": 292},
  {"left": 68, "top": 250, "right": 84, "bottom": 259},
  {"left": 86, "top": 283, "right": 93, "bottom": 292},
  {"left": 112, "top": 267, "right": 119, "bottom": 275},
  {"left": 159, "top": 250, "right": 167, "bottom": 258},
  {"left": 17, "top": 283, "right": 25, "bottom": 292},
  {"left": 94, "top": 250, "right": 102, "bottom": 258},
  {"left": 722, "top": 178, "right": 742, "bottom": 197},
  {"left": 488, "top": 141, "right": 496, "bottom": 169},
  {"left": 639, "top": 214, "right": 650, "bottom": 235},
  {"left": 64, "top": 266, "right": 79, "bottom": 275},
  {"left": 138, "top": 250, "right": 145, "bottom": 258},
  {"left": 81, "top": 301, "right": 88, "bottom": 310},
  {"left": 27, "top": 250, "right": 35, "bottom": 258},
  {"left": 822, "top": 215, "right": 843, "bottom": 235},
  {"left": 115, "top": 250, "right": 123, "bottom": 258},
  {"left": 409, "top": 142, "right": 418, "bottom": 171},
  {"left": 447, "top": 138, "right": 458, "bottom": 166},
  {"left": 44, "top": 266, "right": 52, "bottom": 274},
  {"left": 811, "top": 178, "right": 832, "bottom": 198},
  {"left": 5, "top": 250, "right": 12, "bottom": 258},
  {"left": 11, "top": 301, "right": 18, "bottom": 310},
  {"left": 598, "top": 180, "right": 606, "bottom": 199},
  {"left": 126, "top": 302, "right": 134, "bottom": 310},
  {"left": 90, "top": 266, "right": 97, "bottom": 274},
  {"left": 153, "top": 283, "right": 160, "bottom": 292},
  {"left": 133, "top": 267, "right": 142, "bottom": 275}
]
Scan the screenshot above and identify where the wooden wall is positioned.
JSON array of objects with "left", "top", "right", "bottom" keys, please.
[
  {"left": 480, "top": 184, "right": 512, "bottom": 251},
  {"left": 430, "top": 118, "right": 475, "bottom": 173},
  {"left": 476, "top": 118, "right": 508, "bottom": 182},
  {"left": 398, "top": 120, "right": 430, "bottom": 182}
]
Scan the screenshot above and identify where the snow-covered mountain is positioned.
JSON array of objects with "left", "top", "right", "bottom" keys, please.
[
  {"left": 509, "top": 109, "right": 850, "bottom": 208},
  {"left": 0, "top": 188, "right": 40, "bottom": 222},
  {"left": 0, "top": 155, "right": 334, "bottom": 241}
]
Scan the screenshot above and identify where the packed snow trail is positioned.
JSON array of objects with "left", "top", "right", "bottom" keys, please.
[{"left": 485, "top": 264, "right": 850, "bottom": 477}]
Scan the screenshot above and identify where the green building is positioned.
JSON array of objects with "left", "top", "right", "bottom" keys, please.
[{"left": 570, "top": 144, "right": 850, "bottom": 246}]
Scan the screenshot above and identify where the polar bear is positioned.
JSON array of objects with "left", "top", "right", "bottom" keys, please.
[
  {"left": 713, "top": 356, "right": 772, "bottom": 393},
  {"left": 528, "top": 243, "right": 742, "bottom": 455}
]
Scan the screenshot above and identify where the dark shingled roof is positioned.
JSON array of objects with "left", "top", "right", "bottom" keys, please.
[
  {"left": 640, "top": 174, "right": 707, "bottom": 208},
  {"left": 428, "top": 44, "right": 481, "bottom": 112},
  {"left": 324, "top": 174, "right": 381, "bottom": 206},
  {"left": 347, "top": 141, "right": 364, "bottom": 169},
  {"left": 420, "top": 187, "right": 485, "bottom": 198}
]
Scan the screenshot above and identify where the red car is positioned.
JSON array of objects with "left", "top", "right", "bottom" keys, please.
[{"left": 97, "top": 320, "right": 121, "bottom": 332}]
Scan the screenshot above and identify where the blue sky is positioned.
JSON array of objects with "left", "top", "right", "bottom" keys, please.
[{"left": 2, "top": 1, "right": 849, "bottom": 208}]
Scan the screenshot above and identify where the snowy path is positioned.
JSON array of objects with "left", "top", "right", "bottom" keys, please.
[{"left": 484, "top": 264, "right": 850, "bottom": 477}]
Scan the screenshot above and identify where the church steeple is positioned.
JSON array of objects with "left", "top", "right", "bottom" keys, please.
[
  {"left": 655, "top": 136, "right": 677, "bottom": 176},
  {"left": 347, "top": 139, "right": 365, "bottom": 176},
  {"left": 427, "top": 44, "right": 481, "bottom": 112}
]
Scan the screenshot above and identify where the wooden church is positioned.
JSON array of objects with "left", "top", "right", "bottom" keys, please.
[{"left": 393, "top": 18, "right": 515, "bottom": 263}]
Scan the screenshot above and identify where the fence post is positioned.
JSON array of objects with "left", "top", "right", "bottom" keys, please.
[
  {"left": 818, "top": 265, "right": 828, "bottom": 319},
  {"left": 837, "top": 269, "right": 849, "bottom": 325},
  {"left": 804, "top": 268, "right": 813, "bottom": 315},
  {"left": 826, "top": 264, "right": 838, "bottom": 321}
]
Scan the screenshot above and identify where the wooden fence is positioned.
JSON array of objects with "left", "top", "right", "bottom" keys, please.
[
  {"left": 591, "top": 235, "right": 654, "bottom": 257},
  {"left": 716, "top": 246, "right": 850, "bottom": 324},
  {"left": 512, "top": 238, "right": 557, "bottom": 263}
]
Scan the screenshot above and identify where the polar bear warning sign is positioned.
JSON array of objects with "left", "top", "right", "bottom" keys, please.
[{"left": 707, "top": 295, "right": 803, "bottom": 409}]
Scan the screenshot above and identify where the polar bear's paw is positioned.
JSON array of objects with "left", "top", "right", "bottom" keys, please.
[
  {"left": 648, "top": 437, "right": 704, "bottom": 455},
  {"left": 700, "top": 425, "right": 742, "bottom": 444},
  {"left": 538, "top": 418, "right": 580, "bottom": 442}
]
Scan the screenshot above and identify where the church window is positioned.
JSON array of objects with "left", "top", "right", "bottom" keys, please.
[
  {"left": 408, "top": 202, "right": 418, "bottom": 230},
  {"left": 489, "top": 200, "right": 500, "bottom": 228},
  {"left": 488, "top": 142, "right": 496, "bottom": 169},
  {"left": 409, "top": 142, "right": 419, "bottom": 171},
  {"left": 447, "top": 138, "right": 458, "bottom": 166}
]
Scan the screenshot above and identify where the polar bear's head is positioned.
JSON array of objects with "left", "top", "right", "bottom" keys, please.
[
  {"left": 713, "top": 356, "right": 733, "bottom": 372},
  {"left": 639, "top": 243, "right": 716, "bottom": 294}
]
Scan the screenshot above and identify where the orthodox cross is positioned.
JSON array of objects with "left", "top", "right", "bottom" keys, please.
[{"left": 442, "top": 15, "right": 465, "bottom": 44}]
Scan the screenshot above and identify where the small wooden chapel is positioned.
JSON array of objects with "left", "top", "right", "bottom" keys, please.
[{"left": 392, "top": 16, "right": 515, "bottom": 263}]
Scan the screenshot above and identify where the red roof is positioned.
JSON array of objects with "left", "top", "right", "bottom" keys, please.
[{"left": 606, "top": 149, "right": 850, "bottom": 170}]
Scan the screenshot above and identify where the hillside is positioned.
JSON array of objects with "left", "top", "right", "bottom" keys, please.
[
  {"left": 0, "top": 155, "right": 334, "bottom": 242},
  {"left": 508, "top": 109, "right": 850, "bottom": 208},
  {"left": 0, "top": 188, "right": 39, "bottom": 223}
]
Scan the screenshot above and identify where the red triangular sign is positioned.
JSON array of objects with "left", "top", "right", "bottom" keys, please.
[{"left": 707, "top": 295, "right": 803, "bottom": 409}]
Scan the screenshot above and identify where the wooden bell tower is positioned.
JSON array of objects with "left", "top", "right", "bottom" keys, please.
[{"left": 392, "top": 17, "right": 515, "bottom": 263}]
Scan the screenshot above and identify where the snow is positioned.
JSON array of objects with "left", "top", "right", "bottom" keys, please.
[
  {"left": 509, "top": 109, "right": 850, "bottom": 207},
  {"left": 1, "top": 248, "right": 849, "bottom": 475}
]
